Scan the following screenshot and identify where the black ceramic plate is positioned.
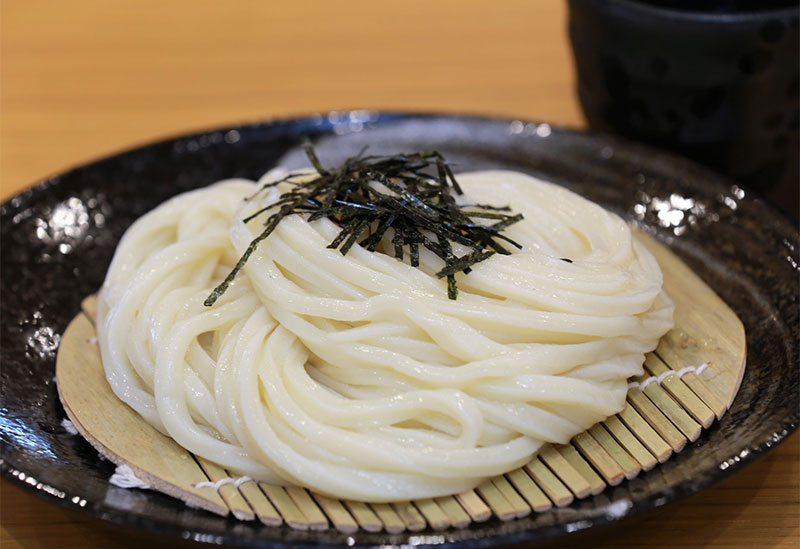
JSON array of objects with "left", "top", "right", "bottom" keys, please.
[{"left": 1, "top": 113, "right": 798, "bottom": 548}]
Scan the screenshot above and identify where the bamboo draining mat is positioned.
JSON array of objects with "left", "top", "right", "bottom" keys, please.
[{"left": 55, "top": 230, "right": 745, "bottom": 533}]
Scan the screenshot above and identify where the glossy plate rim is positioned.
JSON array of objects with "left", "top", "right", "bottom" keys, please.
[{"left": 1, "top": 111, "right": 798, "bottom": 548}]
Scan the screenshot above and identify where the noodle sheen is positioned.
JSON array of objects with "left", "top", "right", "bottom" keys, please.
[{"left": 97, "top": 170, "right": 673, "bottom": 502}]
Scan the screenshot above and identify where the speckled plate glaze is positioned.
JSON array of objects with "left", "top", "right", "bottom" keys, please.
[{"left": 1, "top": 113, "right": 797, "bottom": 548}]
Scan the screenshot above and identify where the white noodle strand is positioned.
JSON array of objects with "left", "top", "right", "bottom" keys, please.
[{"left": 96, "top": 170, "right": 673, "bottom": 502}]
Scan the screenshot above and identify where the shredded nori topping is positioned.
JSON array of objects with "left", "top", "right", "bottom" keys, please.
[{"left": 204, "top": 142, "right": 523, "bottom": 306}]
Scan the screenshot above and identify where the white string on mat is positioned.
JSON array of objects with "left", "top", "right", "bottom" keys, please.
[
  {"left": 110, "top": 464, "right": 151, "bottom": 489},
  {"left": 193, "top": 475, "right": 253, "bottom": 490},
  {"left": 61, "top": 418, "right": 79, "bottom": 435},
  {"left": 628, "top": 363, "right": 709, "bottom": 391}
]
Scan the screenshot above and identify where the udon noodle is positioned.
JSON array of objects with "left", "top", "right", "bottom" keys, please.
[{"left": 96, "top": 169, "right": 673, "bottom": 502}]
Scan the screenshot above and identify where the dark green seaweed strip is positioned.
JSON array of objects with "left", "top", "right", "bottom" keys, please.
[
  {"left": 392, "top": 225, "right": 405, "bottom": 261},
  {"left": 339, "top": 217, "right": 372, "bottom": 255},
  {"left": 435, "top": 234, "right": 458, "bottom": 300},
  {"left": 362, "top": 208, "right": 401, "bottom": 251},
  {"left": 303, "top": 140, "right": 329, "bottom": 176},
  {"left": 205, "top": 143, "right": 523, "bottom": 305},
  {"left": 435, "top": 250, "right": 496, "bottom": 278},
  {"left": 327, "top": 217, "right": 361, "bottom": 250},
  {"left": 458, "top": 203, "right": 512, "bottom": 211},
  {"left": 204, "top": 214, "right": 282, "bottom": 306}
]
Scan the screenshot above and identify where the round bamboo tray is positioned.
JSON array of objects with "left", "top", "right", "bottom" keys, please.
[{"left": 56, "top": 230, "right": 746, "bottom": 533}]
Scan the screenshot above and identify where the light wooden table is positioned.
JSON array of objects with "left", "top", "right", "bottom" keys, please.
[{"left": 1, "top": 2, "right": 797, "bottom": 548}]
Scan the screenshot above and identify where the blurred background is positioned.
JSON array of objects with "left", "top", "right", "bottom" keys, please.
[
  {"left": 1, "top": 1, "right": 581, "bottom": 191},
  {"left": 1, "top": 1, "right": 797, "bottom": 548}
]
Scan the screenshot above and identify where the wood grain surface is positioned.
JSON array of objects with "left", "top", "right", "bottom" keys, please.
[{"left": 1, "top": 1, "right": 798, "bottom": 547}]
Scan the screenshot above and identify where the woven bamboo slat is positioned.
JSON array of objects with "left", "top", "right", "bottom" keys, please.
[{"left": 57, "top": 232, "right": 745, "bottom": 532}]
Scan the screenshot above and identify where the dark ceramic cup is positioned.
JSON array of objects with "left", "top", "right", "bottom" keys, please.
[{"left": 568, "top": 0, "right": 799, "bottom": 219}]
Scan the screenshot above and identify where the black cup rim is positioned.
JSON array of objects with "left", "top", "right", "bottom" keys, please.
[{"left": 598, "top": 0, "right": 799, "bottom": 24}]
